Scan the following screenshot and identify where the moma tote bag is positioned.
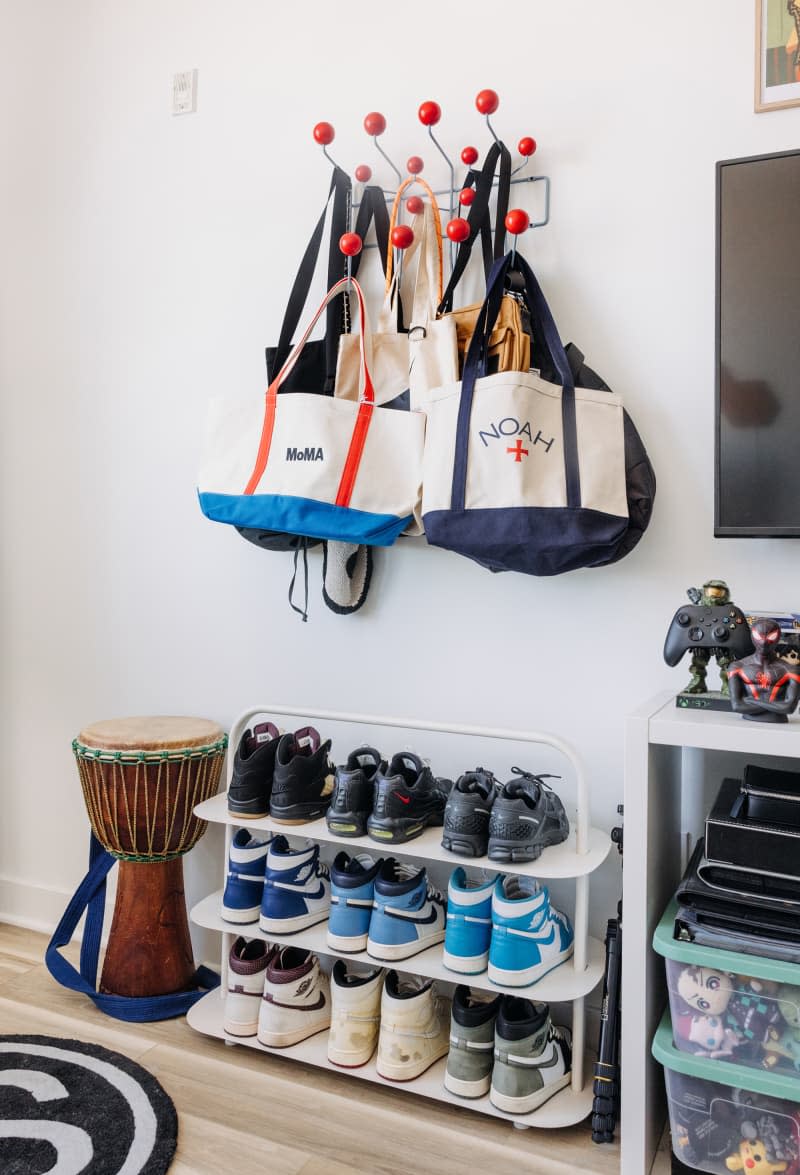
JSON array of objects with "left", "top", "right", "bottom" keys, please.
[
  {"left": 421, "top": 253, "right": 630, "bottom": 576},
  {"left": 199, "top": 278, "right": 425, "bottom": 546}
]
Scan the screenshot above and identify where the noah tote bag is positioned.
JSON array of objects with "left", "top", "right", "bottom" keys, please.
[
  {"left": 421, "top": 253, "right": 636, "bottom": 576},
  {"left": 198, "top": 277, "right": 425, "bottom": 546}
]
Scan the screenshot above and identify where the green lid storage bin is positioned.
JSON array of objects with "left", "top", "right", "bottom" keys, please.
[
  {"left": 652, "top": 1012, "right": 800, "bottom": 1173},
  {"left": 653, "top": 901, "right": 800, "bottom": 1076}
]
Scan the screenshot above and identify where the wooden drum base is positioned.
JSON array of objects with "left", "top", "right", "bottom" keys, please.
[{"left": 99, "top": 858, "right": 196, "bottom": 998}]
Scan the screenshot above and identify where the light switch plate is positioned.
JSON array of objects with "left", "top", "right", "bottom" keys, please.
[{"left": 172, "top": 70, "right": 198, "bottom": 115}]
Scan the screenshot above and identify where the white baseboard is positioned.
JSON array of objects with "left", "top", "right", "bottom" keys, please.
[{"left": 0, "top": 875, "right": 75, "bottom": 937}]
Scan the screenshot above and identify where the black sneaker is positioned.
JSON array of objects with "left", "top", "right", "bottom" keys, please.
[
  {"left": 269, "top": 727, "right": 335, "bottom": 824},
  {"left": 367, "top": 752, "right": 452, "bottom": 845},
  {"left": 227, "top": 722, "right": 281, "bottom": 819},
  {"left": 441, "top": 769, "right": 498, "bottom": 858},
  {"left": 487, "top": 769, "right": 570, "bottom": 863},
  {"left": 326, "top": 746, "right": 386, "bottom": 838}
]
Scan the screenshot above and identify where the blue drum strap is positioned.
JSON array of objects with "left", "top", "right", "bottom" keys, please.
[{"left": 45, "top": 832, "right": 219, "bottom": 1023}]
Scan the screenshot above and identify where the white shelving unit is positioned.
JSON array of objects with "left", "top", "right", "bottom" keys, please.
[
  {"left": 187, "top": 703, "right": 612, "bottom": 1134},
  {"left": 620, "top": 690, "right": 800, "bottom": 1175}
]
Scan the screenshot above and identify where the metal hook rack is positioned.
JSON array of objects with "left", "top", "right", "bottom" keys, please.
[{"left": 312, "top": 90, "right": 551, "bottom": 267}]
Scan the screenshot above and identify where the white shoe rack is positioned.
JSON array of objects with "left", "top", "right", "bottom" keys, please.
[{"left": 187, "top": 704, "right": 612, "bottom": 1131}]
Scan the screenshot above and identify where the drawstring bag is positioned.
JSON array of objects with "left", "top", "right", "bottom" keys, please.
[{"left": 421, "top": 251, "right": 655, "bottom": 576}]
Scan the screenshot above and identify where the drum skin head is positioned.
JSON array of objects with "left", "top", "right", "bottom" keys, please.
[{"left": 78, "top": 716, "right": 223, "bottom": 751}]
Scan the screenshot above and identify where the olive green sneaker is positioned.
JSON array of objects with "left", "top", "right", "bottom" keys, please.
[
  {"left": 490, "top": 998, "right": 572, "bottom": 1114},
  {"left": 444, "top": 986, "right": 501, "bottom": 1098}
]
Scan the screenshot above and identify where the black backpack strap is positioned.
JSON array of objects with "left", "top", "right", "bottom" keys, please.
[
  {"left": 273, "top": 166, "right": 352, "bottom": 388},
  {"left": 438, "top": 142, "right": 512, "bottom": 314}
]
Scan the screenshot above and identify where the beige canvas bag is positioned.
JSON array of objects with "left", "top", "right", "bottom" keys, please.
[{"left": 335, "top": 179, "right": 459, "bottom": 411}]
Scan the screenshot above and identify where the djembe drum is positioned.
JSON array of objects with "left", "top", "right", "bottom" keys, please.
[{"left": 73, "top": 717, "right": 227, "bottom": 998}]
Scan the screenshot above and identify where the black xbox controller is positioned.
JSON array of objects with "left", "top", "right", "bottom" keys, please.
[{"left": 663, "top": 604, "right": 754, "bottom": 666}]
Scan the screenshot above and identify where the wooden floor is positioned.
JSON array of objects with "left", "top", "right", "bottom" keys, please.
[{"left": 0, "top": 924, "right": 662, "bottom": 1175}]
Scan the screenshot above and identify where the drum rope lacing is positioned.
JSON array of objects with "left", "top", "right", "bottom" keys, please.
[{"left": 72, "top": 736, "right": 228, "bottom": 863}]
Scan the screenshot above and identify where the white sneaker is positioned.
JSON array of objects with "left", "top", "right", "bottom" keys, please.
[
  {"left": 257, "top": 947, "right": 331, "bottom": 1048},
  {"left": 376, "top": 971, "right": 450, "bottom": 1082},
  {"left": 223, "top": 937, "right": 274, "bottom": 1037},
  {"left": 327, "top": 960, "right": 384, "bottom": 1068}
]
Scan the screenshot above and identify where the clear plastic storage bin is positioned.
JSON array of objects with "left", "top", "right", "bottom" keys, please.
[
  {"left": 652, "top": 1013, "right": 800, "bottom": 1174},
  {"left": 654, "top": 901, "right": 800, "bottom": 1076}
]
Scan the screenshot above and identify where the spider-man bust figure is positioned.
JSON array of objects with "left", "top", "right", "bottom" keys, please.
[{"left": 728, "top": 617, "right": 800, "bottom": 723}]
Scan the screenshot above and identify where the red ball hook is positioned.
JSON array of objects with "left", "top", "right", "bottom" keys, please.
[
  {"left": 418, "top": 101, "right": 441, "bottom": 127},
  {"left": 313, "top": 121, "right": 335, "bottom": 146},
  {"left": 407, "top": 156, "right": 424, "bottom": 175},
  {"left": 354, "top": 164, "right": 372, "bottom": 183},
  {"left": 339, "top": 232, "right": 363, "bottom": 257},
  {"left": 406, "top": 195, "right": 424, "bottom": 215},
  {"left": 505, "top": 209, "right": 530, "bottom": 235},
  {"left": 461, "top": 146, "right": 479, "bottom": 166},
  {"left": 391, "top": 224, "right": 414, "bottom": 250},
  {"left": 518, "top": 136, "right": 537, "bottom": 158},
  {"left": 363, "top": 111, "right": 387, "bottom": 137},
  {"left": 475, "top": 89, "right": 499, "bottom": 115},
  {"left": 446, "top": 217, "right": 470, "bottom": 243},
  {"left": 459, "top": 187, "right": 476, "bottom": 207}
]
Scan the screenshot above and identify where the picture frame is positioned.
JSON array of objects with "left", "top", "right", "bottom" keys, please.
[{"left": 756, "top": 0, "right": 800, "bottom": 111}]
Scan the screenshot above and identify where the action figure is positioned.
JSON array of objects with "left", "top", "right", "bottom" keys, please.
[
  {"left": 728, "top": 617, "right": 800, "bottom": 724},
  {"left": 663, "top": 580, "right": 753, "bottom": 696}
]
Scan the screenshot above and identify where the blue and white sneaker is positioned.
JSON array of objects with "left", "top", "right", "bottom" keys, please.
[
  {"left": 442, "top": 867, "right": 496, "bottom": 974},
  {"left": 488, "top": 876, "right": 574, "bottom": 987},
  {"left": 328, "top": 852, "right": 382, "bottom": 953},
  {"left": 221, "top": 829, "right": 272, "bottom": 924},
  {"left": 366, "top": 859, "right": 446, "bottom": 962},
  {"left": 259, "top": 836, "right": 330, "bottom": 935}
]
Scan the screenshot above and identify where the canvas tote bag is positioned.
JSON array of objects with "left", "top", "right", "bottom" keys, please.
[
  {"left": 421, "top": 252, "right": 632, "bottom": 575},
  {"left": 199, "top": 277, "right": 425, "bottom": 546},
  {"left": 335, "top": 179, "right": 458, "bottom": 411}
]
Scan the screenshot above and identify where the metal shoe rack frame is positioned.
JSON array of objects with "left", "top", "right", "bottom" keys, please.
[{"left": 187, "top": 703, "right": 612, "bottom": 1131}]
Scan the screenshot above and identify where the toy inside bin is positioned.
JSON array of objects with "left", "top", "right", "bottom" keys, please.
[
  {"left": 654, "top": 901, "right": 800, "bottom": 1075},
  {"left": 652, "top": 1013, "right": 800, "bottom": 1174}
]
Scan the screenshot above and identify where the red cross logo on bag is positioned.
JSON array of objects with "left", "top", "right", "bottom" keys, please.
[{"left": 506, "top": 439, "right": 529, "bottom": 462}]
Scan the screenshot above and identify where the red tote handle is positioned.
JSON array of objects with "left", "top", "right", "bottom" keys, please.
[{"left": 244, "top": 278, "right": 374, "bottom": 508}]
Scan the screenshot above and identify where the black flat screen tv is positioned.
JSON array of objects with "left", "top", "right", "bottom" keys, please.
[{"left": 715, "top": 148, "right": 800, "bottom": 536}]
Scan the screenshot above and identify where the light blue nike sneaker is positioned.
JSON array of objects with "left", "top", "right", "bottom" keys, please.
[
  {"left": 327, "top": 852, "right": 382, "bottom": 952},
  {"left": 259, "top": 836, "right": 330, "bottom": 934},
  {"left": 488, "top": 875, "right": 574, "bottom": 987},
  {"left": 442, "top": 867, "right": 496, "bottom": 974},
  {"left": 366, "top": 859, "right": 446, "bottom": 962}
]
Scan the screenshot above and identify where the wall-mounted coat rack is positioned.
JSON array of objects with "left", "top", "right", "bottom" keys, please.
[{"left": 311, "top": 88, "right": 550, "bottom": 273}]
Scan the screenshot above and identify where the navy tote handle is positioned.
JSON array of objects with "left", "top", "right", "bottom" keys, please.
[{"left": 451, "top": 251, "right": 581, "bottom": 513}]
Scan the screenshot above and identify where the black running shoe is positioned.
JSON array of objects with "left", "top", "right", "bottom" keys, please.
[
  {"left": 488, "top": 769, "right": 570, "bottom": 862},
  {"left": 269, "top": 727, "right": 335, "bottom": 824},
  {"left": 441, "top": 769, "right": 498, "bottom": 858},
  {"left": 227, "top": 721, "right": 281, "bottom": 819},
  {"left": 367, "top": 752, "right": 452, "bottom": 844},
  {"left": 326, "top": 745, "right": 386, "bottom": 838}
]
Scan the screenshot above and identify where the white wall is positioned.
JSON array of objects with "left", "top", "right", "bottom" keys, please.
[{"left": 1, "top": 2, "right": 799, "bottom": 944}]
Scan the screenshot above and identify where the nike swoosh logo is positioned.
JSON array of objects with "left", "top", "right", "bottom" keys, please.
[
  {"left": 537, "top": 1043, "right": 563, "bottom": 1069},
  {"left": 395, "top": 792, "right": 411, "bottom": 805},
  {"left": 264, "top": 991, "right": 326, "bottom": 1012},
  {"left": 527, "top": 924, "right": 556, "bottom": 943},
  {"left": 303, "top": 883, "right": 326, "bottom": 901},
  {"left": 386, "top": 904, "right": 440, "bottom": 924}
]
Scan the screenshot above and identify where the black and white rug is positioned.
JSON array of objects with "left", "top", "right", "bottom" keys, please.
[{"left": 0, "top": 1034, "right": 177, "bottom": 1174}]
